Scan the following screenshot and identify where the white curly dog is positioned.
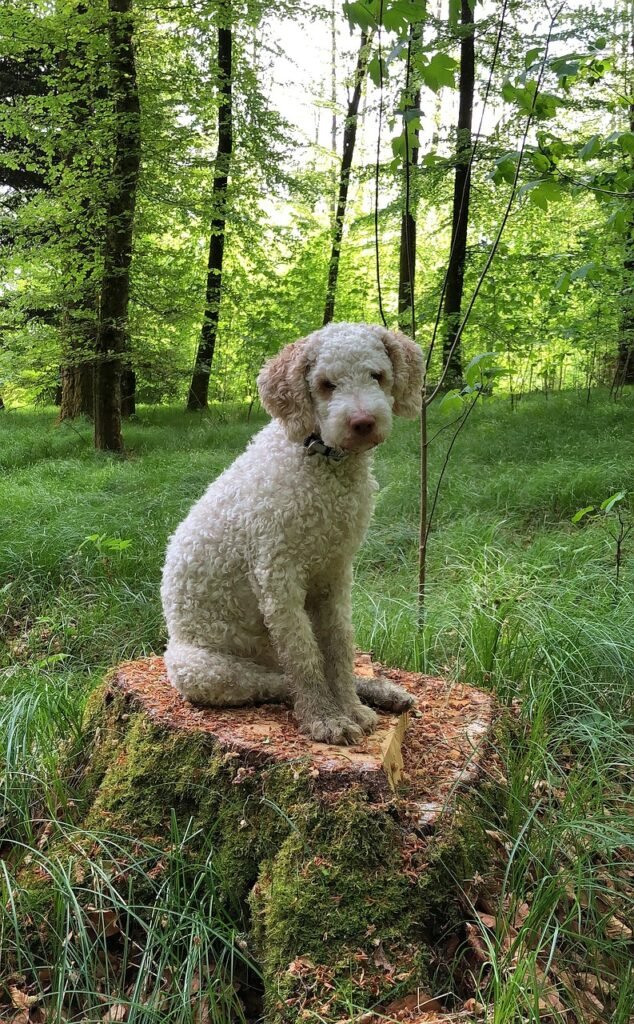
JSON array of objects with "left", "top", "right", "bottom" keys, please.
[{"left": 161, "top": 323, "right": 423, "bottom": 745}]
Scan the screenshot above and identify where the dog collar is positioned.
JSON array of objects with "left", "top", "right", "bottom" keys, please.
[{"left": 303, "top": 433, "right": 348, "bottom": 462}]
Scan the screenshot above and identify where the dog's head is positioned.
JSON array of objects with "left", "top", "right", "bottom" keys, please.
[{"left": 257, "top": 323, "right": 423, "bottom": 452}]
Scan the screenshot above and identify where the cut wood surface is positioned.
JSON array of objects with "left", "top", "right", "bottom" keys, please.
[{"left": 110, "top": 652, "right": 494, "bottom": 816}]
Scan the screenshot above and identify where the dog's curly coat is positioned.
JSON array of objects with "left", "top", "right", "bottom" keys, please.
[{"left": 161, "top": 323, "right": 424, "bottom": 745}]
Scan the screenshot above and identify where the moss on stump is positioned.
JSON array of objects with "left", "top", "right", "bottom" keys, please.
[{"left": 19, "top": 655, "right": 496, "bottom": 1023}]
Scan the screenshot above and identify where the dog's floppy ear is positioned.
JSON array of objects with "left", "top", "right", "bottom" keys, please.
[
  {"left": 378, "top": 328, "right": 424, "bottom": 418},
  {"left": 257, "top": 337, "right": 315, "bottom": 442}
]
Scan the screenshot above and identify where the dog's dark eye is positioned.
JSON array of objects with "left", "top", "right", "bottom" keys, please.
[
  {"left": 371, "top": 372, "right": 383, "bottom": 384},
  {"left": 321, "top": 380, "right": 336, "bottom": 391}
]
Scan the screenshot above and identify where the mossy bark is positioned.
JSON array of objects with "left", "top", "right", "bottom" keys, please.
[{"left": 16, "top": 677, "right": 491, "bottom": 1023}]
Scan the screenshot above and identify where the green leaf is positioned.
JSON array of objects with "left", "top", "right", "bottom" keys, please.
[
  {"left": 600, "top": 491, "right": 626, "bottom": 513},
  {"left": 491, "top": 153, "right": 517, "bottom": 185},
  {"left": 382, "top": 0, "right": 427, "bottom": 34},
  {"left": 367, "top": 56, "right": 385, "bottom": 87},
  {"left": 618, "top": 131, "right": 634, "bottom": 156},
  {"left": 524, "top": 47, "right": 540, "bottom": 69},
  {"left": 391, "top": 133, "right": 406, "bottom": 157},
  {"left": 533, "top": 92, "right": 564, "bottom": 119},
  {"left": 570, "top": 263, "right": 598, "bottom": 282},
  {"left": 421, "top": 150, "right": 444, "bottom": 167},
  {"left": 102, "top": 537, "right": 133, "bottom": 551},
  {"left": 403, "top": 116, "right": 422, "bottom": 135},
  {"left": 464, "top": 352, "right": 497, "bottom": 387},
  {"left": 343, "top": 1, "right": 379, "bottom": 31},
  {"left": 556, "top": 272, "right": 571, "bottom": 293},
  {"left": 420, "top": 52, "right": 458, "bottom": 92},
  {"left": 438, "top": 389, "right": 464, "bottom": 416},
  {"left": 550, "top": 56, "right": 580, "bottom": 80},
  {"left": 578, "top": 135, "right": 601, "bottom": 161},
  {"left": 531, "top": 152, "right": 551, "bottom": 173},
  {"left": 501, "top": 79, "right": 516, "bottom": 103},
  {"left": 527, "top": 179, "right": 563, "bottom": 209},
  {"left": 571, "top": 505, "right": 595, "bottom": 523},
  {"left": 607, "top": 207, "right": 627, "bottom": 233}
]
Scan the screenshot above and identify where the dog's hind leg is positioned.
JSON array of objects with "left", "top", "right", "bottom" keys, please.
[{"left": 165, "top": 640, "right": 289, "bottom": 706}]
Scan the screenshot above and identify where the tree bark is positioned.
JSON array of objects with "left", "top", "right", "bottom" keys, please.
[
  {"left": 60, "top": 347, "right": 95, "bottom": 420},
  {"left": 441, "top": 0, "right": 475, "bottom": 387},
  {"left": 93, "top": 0, "right": 141, "bottom": 451},
  {"left": 614, "top": 19, "right": 634, "bottom": 391},
  {"left": 323, "top": 32, "right": 370, "bottom": 326},
  {"left": 397, "top": 105, "right": 420, "bottom": 330},
  {"left": 398, "top": 27, "right": 422, "bottom": 333},
  {"left": 187, "top": 6, "right": 233, "bottom": 411},
  {"left": 121, "top": 367, "right": 136, "bottom": 416}
]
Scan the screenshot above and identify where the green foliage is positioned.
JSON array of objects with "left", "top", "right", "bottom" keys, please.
[{"left": 1, "top": 0, "right": 631, "bottom": 407}]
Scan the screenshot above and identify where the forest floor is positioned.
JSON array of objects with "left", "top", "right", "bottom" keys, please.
[{"left": 1, "top": 390, "right": 633, "bottom": 1023}]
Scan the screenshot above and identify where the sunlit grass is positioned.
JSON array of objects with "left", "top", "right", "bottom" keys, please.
[{"left": 1, "top": 389, "right": 633, "bottom": 1021}]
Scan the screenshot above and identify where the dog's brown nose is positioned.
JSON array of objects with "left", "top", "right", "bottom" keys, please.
[{"left": 349, "top": 413, "right": 377, "bottom": 436}]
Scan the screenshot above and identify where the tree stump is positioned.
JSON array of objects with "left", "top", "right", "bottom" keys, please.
[{"left": 21, "top": 655, "right": 496, "bottom": 1022}]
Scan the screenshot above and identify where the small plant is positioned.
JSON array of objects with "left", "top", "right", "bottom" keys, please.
[
  {"left": 572, "top": 491, "right": 631, "bottom": 589},
  {"left": 79, "top": 534, "right": 133, "bottom": 557}
]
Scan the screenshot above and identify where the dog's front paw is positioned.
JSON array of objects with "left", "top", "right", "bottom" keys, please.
[
  {"left": 301, "top": 714, "right": 364, "bottom": 746},
  {"left": 348, "top": 702, "right": 378, "bottom": 734}
]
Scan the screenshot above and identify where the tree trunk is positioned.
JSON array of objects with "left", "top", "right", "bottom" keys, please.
[
  {"left": 93, "top": 0, "right": 141, "bottom": 451},
  {"left": 323, "top": 32, "right": 370, "bottom": 326},
  {"left": 441, "top": 0, "right": 475, "bottom": 387},
  {"left": 60, "top": 360, "right": 95, "bottom": 420},
  {"left": 121, "top": 367, "right": 136, "bottom": 417},
  {"left": 187, "top": 7, "right": 233, "bottom": 411},
  {"left": 397, "top": 102, "right": 420, "bottom": 331},
  {"left": 60, "top": 306, "right": 96, "bottom": 420},
  {"left": 398, "top": 27, "right": 422, "bottom": 333},
  {"left": 614, "top": 20, "right": 634, "bottom": 391}
]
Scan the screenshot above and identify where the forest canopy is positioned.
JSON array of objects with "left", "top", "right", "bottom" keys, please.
[{"left": 0, "top": 0, "right": 632, "bottom": 446}]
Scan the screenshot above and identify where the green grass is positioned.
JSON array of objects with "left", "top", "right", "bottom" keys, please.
[{"left": 1, "top": 391, "right": 633, "bottom": 1022}]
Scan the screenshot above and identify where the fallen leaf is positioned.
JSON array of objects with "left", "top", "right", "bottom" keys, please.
[
  {"left": 102, "top": 1004, "right": 128, "bottom": 1022},
  {"left": 465, "top": 922, "right": 489, "bottom": 964},
  {"left": 579, "top": 971, "right": 615, "bottom": 998},
  {"left": 537, "top": 986, "right": 565, "bottom": 1014},
  {"left": 604, "top": 914, "right": 632, "bottom": 940},
  {"left": 463, "top": 997, "right": 486, "bottom": 1015},
  {"left": 512, "top": 901, "right": 531, "bottom": 928},
  {"left": 287, "top": 957, "right": 315, "bottom": 976},
  {"left": 86, "top": 906, "right": 120, "bottom": 938},
  {"left": 384, "top": 990, "right": 445, "bottom": 1015},
  {"left": 476, "top": 912, "right": 497, "bottom": 929},
  {"left": 577, "top": 989, "right": 605, "bottom": 1019},
  {"left": 9, "top": 986, "right": 40, "bottom": 1010}
]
